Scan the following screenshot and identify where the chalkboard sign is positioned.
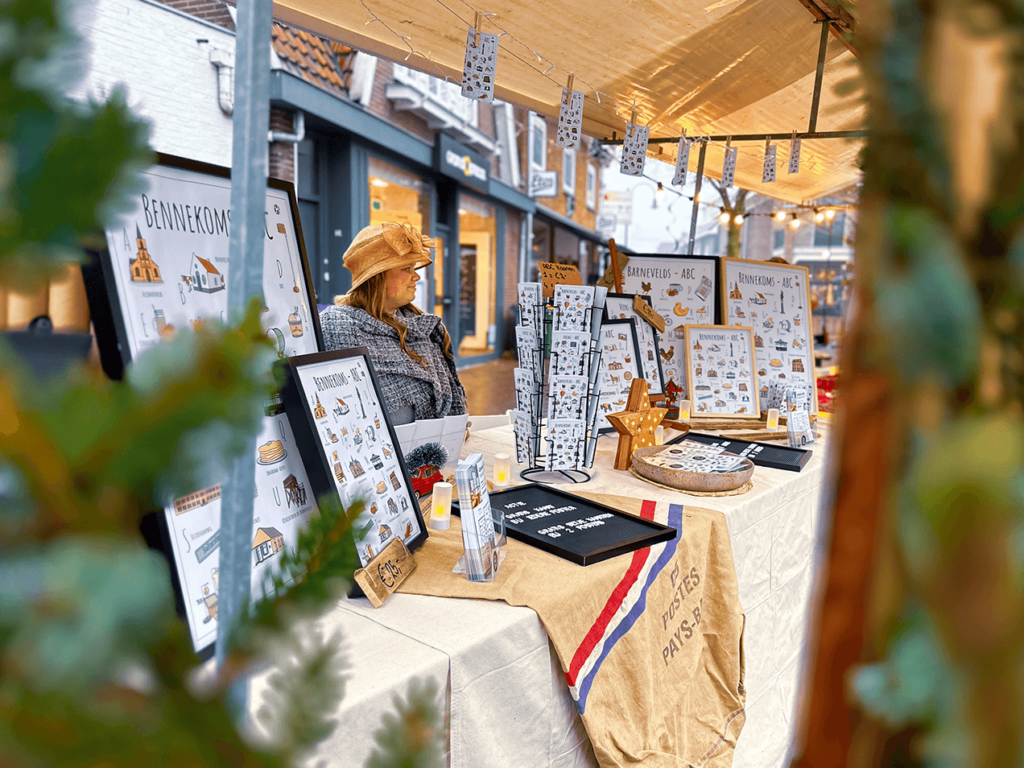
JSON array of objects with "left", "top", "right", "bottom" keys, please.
[
  {"left": 455, "top": 484, "right": 676, "bottom": 566},
  {"left": 668, "top": 431, "right": 811, "bottom": 472}
]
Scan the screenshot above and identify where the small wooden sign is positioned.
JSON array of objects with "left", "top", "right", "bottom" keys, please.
[
  {"left": 632, "top": 294, "right": 666, "bottom": 334},
  {"left": 353, "top": 538, "right": 416, "bottom": 608},
  {"left": 538, "top": 261, "right": 582, "bottom": 297}
]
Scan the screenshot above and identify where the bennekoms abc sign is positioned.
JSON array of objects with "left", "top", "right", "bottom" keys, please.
[{"left": 445, "top": 150, "right": 487, "bottom": 182}]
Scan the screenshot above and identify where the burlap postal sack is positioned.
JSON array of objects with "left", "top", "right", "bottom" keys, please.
[{"left": 398, "top": 492, "right": 746, "bottom": 767}]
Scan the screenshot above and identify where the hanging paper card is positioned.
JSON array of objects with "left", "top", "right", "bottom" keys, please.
[
  {"left": 721, "top": 145, "right": 738, "bottom": 187},
  {"left": 788, "top": 137, "right": 802, "bottom": 174},
  {"left": 556, "top": 88, "right": 584, "bottom": 149},
  {"left": 672, "top": 136, "right": 691, "bottom": 186},
  {"left": 548, "top": 374, "right": 588, "bottom": 420},
  {"left": 762, "top": 145, "right": 777, "bottom": 184},
  {"left": 620, "top": 122, "right": 649, "bottom": 177},
  {"left": 460, "top": 26, "right": 498, "bottom": 101},
  {"left": 517, "top": 281, "right": 543, "bottom": 335}
]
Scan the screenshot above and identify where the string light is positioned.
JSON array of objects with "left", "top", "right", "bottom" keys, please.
[
  {"left": 733, "top": 214, "right": 744, "bottom": 225},
  {"left": 814, "top": 210, "right": 825, "bottom": 223},
  {"left": 775, "top": 210, "right": 787, "bottom": 222},
  {"left": 719, "top": 210, "right": 730, "bottom": 225},
  {"left": 825, "top": 209, "right": 836, "bottom": 220},
  {"left": 789, "top": 214, "right": 801, "bottom": 229},
  {"left": 655, "top": 182, "right": 665, "bottom": 206}
]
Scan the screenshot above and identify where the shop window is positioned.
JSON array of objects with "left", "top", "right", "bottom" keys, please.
[
  {"left": 773, "top": 227, "right": 785, "bottom": 251},
  {"left": 296, "top": 138, "right": 321, "bottom": 298},
  {"left": 813, "top": 213, "right": 846, "bottom": 247},
  {"left": 368, "top": 156, "right": 432, "bottom": 310},
  {"left": 528, "top": 112, "right": 547, "bottom": 172},
  {"left": 457, "top": 195, "right": 498, "bottom": 357},
  {"left": 562, "top": 148, "right": 576, "bottom": 197},
  {"left": 585, "top": 163, "right": 597, "bottom": 211}
]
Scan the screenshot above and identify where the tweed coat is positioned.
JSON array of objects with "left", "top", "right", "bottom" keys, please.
[{"left": 319, "top": 304, "right": 467, "bottom": 425}]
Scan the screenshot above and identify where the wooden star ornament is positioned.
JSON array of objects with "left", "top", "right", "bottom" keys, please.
[{"left": 605, "top": 379, "right": 668, "bottom": 470}]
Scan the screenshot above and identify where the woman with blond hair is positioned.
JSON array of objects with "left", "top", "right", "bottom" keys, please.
[{"left": 320, "top": 222, "right": 466, "bottom": 425}]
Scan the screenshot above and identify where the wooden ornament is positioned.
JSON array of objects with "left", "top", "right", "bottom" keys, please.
[{"left": 605, "top": 379, "right": 668, "bottom": 470}]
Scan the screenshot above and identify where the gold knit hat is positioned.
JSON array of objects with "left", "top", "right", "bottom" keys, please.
[{"left": 343, "top": 222, "right": 435, "bottom": 290}]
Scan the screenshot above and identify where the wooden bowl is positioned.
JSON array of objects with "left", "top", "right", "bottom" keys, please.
[{"left": 631, "top": 445, "right": 754, "bottom": 492}]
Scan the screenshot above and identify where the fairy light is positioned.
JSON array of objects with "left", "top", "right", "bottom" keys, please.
[
  {"left": 789, "top": 214, "right": 801, "bottom": 229},
  {"left": 775, "top": 210, "right": 787, "bottom": 222},
  {"left": 814, "top": 210, "right": 825, "bottom": 223},
  {"left": 719, "top": 210, "right": 730, "bottom": 225},
  {"left": 825, "top": 209, "right": 836, "bottom": 220},
  {"left": 733, "top": 214, "right": 744, "bottom": 225}
]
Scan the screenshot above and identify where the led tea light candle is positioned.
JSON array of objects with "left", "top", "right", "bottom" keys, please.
[
  {"left": 430, "top": 482, "right": 453, "bottom": 530},
  {"left": 493, "top": 453, "right": 511, "bottom": 489},
  {"left": 654, "top": 425, "right": 665, "bottom": 446},
  {"left": 678, "top": 399, "right": 691, "bottom": 421},
  {"left": 767, "top": 408, "right": 780, "bottom": 431}
]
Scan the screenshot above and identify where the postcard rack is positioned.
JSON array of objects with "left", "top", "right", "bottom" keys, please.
[{"left": 515, "top": 297, "right": 604, "bottom": 484}]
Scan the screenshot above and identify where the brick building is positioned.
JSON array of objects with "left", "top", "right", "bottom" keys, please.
[{"left": 70, "top": 0, "right": 608, "bottom": 365}]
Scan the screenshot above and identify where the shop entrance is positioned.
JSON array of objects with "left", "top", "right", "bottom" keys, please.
[{"left": 456, "top": 195, "right": 497, "bottom": 357}]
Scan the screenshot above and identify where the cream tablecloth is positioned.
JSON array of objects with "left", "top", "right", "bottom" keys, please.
[{"left": 249, "top": 426, "right": 831, "bottom": 768}]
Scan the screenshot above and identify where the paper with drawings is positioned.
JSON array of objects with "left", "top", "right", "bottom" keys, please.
[
  {"left": 553, "top": 284, "right": 596, "bottom": 332},
  {"left": 603, "top": 294, "right": 665, "bottom": 395},
  {"left": 721, "top": 145, "right": 738, "bottom": 187},
  {"left": 556, "top": 88, "right": 584, "bottom": 149},
  {"left": 620, "top": 122, "right": 649, "bottom": 176},
  {"left": 762, "top": 144, "right": 777, "bottom": 184},
  {"left": 550, "top": 330, "right": 590, "bottom": 376},
  {"left": 545, "top": 418, "right": 586, "bottom": 471},
  {"left": 460, "top": 27, "right": 498, "bottom": 101},
  {"left": 511, "top": 409, "right": 533, "bottom": 465},
  {"left": 672, "top": 135, "right": 691, "bottom": 186},
  {"left": 547, "top": 374, "right": 588, "bottom": 420}
]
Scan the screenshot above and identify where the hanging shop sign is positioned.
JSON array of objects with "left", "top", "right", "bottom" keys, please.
[
  {"left": 529, "top": 169, "right": 559, "bottom": 198},
  {"left": 435, "top": 133, "right": 489, "bottom": 192}
]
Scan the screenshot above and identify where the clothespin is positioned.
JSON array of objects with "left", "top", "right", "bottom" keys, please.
[
  {"left": 474, "top": 11, "right": 482, "bottom": 47},
  {"left": 726, "top": 136, "right": 732, "bottom": 151},
  {"left": 564, "top": 73, "right": 574, "bottom": 104},
  {"left": 765, "top": 136, "right": 772, "bottom": 154}
]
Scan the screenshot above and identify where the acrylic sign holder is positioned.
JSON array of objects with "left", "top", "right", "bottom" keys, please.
[{"left": 517, "top": 300, "right": 603, "bottom": 484}]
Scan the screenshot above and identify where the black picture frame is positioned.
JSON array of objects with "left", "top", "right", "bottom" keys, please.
[
  {"left": 455, "top": 483, "right": 676, "bottom": 566},
  {"left": 82, "top": 152, "right": 324, "bottom": 381},
  {"left": 594, "top": 318, "right": 645, "bottom": 434},
  {"left": 81, "top": 152, "right": 325, "bottom": 658},
  {"left": 280, "top": 347, "right": 430, "bottom": 569},
  {"left": 603, "top": 293, "right": 668, "bottom": 396},
  {"left": 668, "top": 431, "right": 812, "bottom": 472}
]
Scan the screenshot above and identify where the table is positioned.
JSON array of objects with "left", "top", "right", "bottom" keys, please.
[{"left": 249, "top": 426, "right": 830, "bottom": 768}]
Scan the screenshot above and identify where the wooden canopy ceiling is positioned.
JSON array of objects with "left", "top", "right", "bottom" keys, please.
[{"left": 273, "top": 0, "right": 864, "bottom": 203}]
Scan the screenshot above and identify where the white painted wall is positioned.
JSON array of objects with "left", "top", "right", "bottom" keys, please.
[{"left": 67, "top": 0, "right": 236, "bottom": 167}]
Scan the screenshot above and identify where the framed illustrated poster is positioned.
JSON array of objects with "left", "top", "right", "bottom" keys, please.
[
  {"left": 280, "top": 348, "right": 429, "bottom": 569},
  {"left": 603, "top": 293, "right": 666, "bottom": 395},
  {"left": 83, "top": 153, "right": 323, "bottom": 379},
  {"left": 617, "top": 254, "right": 718, "bottom": 394},
  {"left": 82, "top": 153, "right": 325, "bottom": 657},
  {"left": 163, "top": 411, "right": 317, "bottom": 655},
  {"left": 594, "top": 319, "right": 644, "bottom": 432},
  {"left": 720, "top": 258, "right": 817, "bottom": 414},
  {"left": 683, "top": 325, "right": 760, "bottom": 418}
]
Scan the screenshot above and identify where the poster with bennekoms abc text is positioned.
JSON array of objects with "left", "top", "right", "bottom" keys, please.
[{"left": 102, "top": 162, "right": 317, "bottom": 362}]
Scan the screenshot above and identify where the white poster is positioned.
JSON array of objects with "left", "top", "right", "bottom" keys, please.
[
  {"left": 102, "top": 162, "right": 318, "bottom": 361},
  {"left": 295, "top": 357, "right": 422, "bottom": 567},
  {"left": 163, "top": 412, "right": 316, "bottom": 652},
  {"left": 721, "top": 258, "right": 816, "bottom": 413},
  {"left": 619, "top": 256, "right": 717, "bottom": 393}
]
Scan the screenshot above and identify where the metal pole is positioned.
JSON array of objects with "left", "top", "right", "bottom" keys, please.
[
  {"left": 216, "top": 0, "right": 272, "bottom": 678},
  {"left": 808, "top": 19, "right": 831, "bottom": 133},
  {"left": 687, "top": 141, "right": 707, "bottom": 255}
]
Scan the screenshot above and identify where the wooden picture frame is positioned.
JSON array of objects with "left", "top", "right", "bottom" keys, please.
[
  {"left": 280, "top": 348, "right": 429, "bottom": 569},
  {"left": 615, "top": 254, "right": 719, "bottom": 395},
  {"left": 81, "top": 153, "right": 325, "bottom": 657},
  {"left": 683, "top": 324, "right": 760, "bottom": 419},
  {"left": 594, "top": 319, "right": 645, "bottom": 433},
  {"left": 719, "top": 258, "right": 817, "bottom": 415},
  {"left": 602, "top": 293, "right": 667, "bottom": 396}
]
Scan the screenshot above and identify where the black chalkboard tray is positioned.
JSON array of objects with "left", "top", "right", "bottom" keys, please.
[
  {"left": 668, "top": 431, "right": 812, "bottom": 472},
  {"left": 454, "top": 483, "right": 676, "bottom": 566}
]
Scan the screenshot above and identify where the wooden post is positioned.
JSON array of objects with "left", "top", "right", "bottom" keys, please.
[{"left": 608, "top": 238, "right": 623, "bottom": 293}]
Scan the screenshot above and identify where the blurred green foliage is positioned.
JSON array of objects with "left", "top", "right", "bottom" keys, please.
[
  {"left": 0, "top": 1, "right": 442, "bottom": 766},
  {"left": 848, "top": 0, "right": 1024, "bottom": 763}
]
